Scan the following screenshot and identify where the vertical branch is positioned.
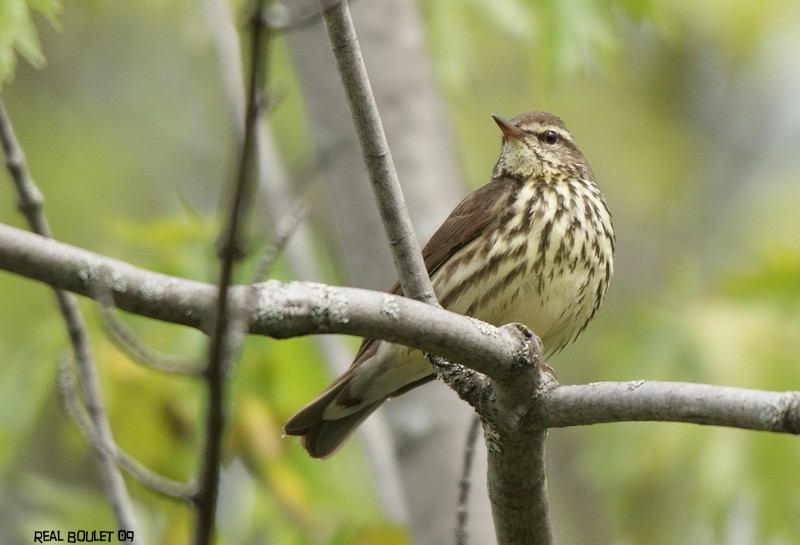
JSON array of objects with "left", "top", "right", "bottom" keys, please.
[
  {"left": 0, "top": 99, "right": 141, "bottom": 537},
  {"left": 456, "top": 415, "right": 482, "bottom": 545},
  {"left": 483, "top": 333, "right": 554, "bottom": 545},
  {"left": 203, "top": 0, "right": 410, "bottom": 523},
  {"left": 296, "top": 3, "right": 489, "bottom": 543},
  {"left": 191, "top": 2, "right": 268, "bottom": 544},
  {"left": 486, "top": 429, "right": 554, "bottom": 545},
  {"left": 317, "top": 0, "right": 436, "bottom": 305}
]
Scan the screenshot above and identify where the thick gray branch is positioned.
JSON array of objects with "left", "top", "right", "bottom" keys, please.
[
  {"left": 476, "top": 331, "right": 554, "bottom": 545},
  {"left": 0, "top": 223, "right": 524, "bottom": 374},
  {"left": 486, "top": 429, "right": 553, "bottom": 545},
  {"left": 4, "top": 223, "right": 800, "bottom": 544},
  {"left": 3, "top": 223, "right": 800, "bottom": 436},
  {"left": 534, "top": 379, "right": 800, "bottom": 434}
]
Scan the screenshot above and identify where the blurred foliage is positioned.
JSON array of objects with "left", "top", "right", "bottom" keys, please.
[
  {"left": 1, "top": 0, "right": 800, "bottom": 544},
  {"left": 0, "top": 0, "right": 62, "bottom": 86}
]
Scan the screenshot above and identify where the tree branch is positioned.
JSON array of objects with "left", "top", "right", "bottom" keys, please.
[
  {"left": 470, "top": 326, "right": 554, "bottom": 545},
  {"left": 534, "top": 379, "right": 800, "bottom": 433},
  {"left": 486, "top": 428, "right": 553, "bottom": 545},
  {"left": 192, "top": 1, "right": 269, "bottom": 543},
  {"left": 4, "top": 220, "right": 800, "bottom": 543},
  {"left": 2, "top": 222, "right": 799, "bottom": 436},
  {"left": 0, "top": 98, "right": 142, "bottom": 538},
  {"left": 0, "top": 223, "right": 525, "bottom": 373},
  {"left": 96, "top": 292, "right": 202, "bottom": 376},
  {"left": 58, "top": 356, "right": 198, "bottom": 501},
  {"left": 456, "top": 415, "right": 482, "bottom": 545},
  {"left": 203, "top": 0, "right": 410, "bottom": 522},
  {"left": 318, "top": 0, "right": 435, "bottom": 305}
]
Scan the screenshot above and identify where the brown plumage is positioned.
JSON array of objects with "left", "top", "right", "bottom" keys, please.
[{"left": 284, "top": 112, "right": 615, "bottom": 458}]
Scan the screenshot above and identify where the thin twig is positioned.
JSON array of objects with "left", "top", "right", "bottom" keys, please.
[
  {"left": 318, "top": 0, "right": 436, "bottom": 305},
  {"left": 203, "top": 0, "right": 409, "bottom": 523},
  {"left": 192, "top": 2, "right": 269, "bottom": 543},
  {"left": 222, "top": 202, "right": 308, "bottom": 379},
  {"left": 0, "top": 98, "right": 142, "bottom": 538},
  {"left": 95, "top": 288, "right": 202, "bottom": 376},
  {"left": 456, "top": 415, "right": 482, "bottom": 545},
  {"left": 249, "top": 200, "right": 309, "bottom": 283},
  {"left": 58, "top": 356, "right": 197, "bottom": 500}
]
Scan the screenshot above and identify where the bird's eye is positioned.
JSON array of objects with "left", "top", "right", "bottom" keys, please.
[{"left": 542, "top": 130, "right": 560, "bottom": 145}]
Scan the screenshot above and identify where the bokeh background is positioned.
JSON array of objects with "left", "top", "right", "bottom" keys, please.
[{"left": 1, "top": 0, "right": 800, "bottom": 543}]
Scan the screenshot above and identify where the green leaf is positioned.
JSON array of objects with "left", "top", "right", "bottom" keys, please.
[{"left": 0, "top": 0, "right": 63, "bottom": 86}]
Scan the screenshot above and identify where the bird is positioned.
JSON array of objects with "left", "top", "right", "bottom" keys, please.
[{"left": 284, "top": 111, "right": 615, "bottom": 458}]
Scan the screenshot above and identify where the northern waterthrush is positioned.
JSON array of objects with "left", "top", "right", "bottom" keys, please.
[{"left": 285, "top": 112, "right": 615, "bottom": 458}]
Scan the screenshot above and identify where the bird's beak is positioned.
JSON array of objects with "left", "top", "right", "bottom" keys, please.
[{"left": 492, "top": 114, "right": 525, "bottom": 141}]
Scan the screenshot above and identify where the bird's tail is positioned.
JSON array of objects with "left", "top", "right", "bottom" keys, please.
[{"left": 283, "top": 376, "right": 386, "bottom": 459}]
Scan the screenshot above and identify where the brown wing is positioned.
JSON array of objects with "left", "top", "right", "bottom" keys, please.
[
  {"left": 350, "top": 176, "right": 518, "bottom": 363},
  {"left": 283, "top": 177, "right": 519, "bottom": 456},
  {"left": 422, "top": 177, "right": 516, "bottom": 277}
]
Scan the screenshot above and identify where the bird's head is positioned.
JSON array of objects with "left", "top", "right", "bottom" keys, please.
[{"left": 491, "top": 112, "right": 589, "bottom": 182}]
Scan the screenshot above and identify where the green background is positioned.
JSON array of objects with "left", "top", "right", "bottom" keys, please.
[{"left": 2, "top": 0, "right": 800, "bottom": 543}]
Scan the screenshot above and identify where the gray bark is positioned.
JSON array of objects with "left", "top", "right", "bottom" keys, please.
[
  {"left": 286, "top": 1, "right": 496, "bottom": 543},
  {"left": 3, "top": 221, "right": 799, "bottom": 544}
]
